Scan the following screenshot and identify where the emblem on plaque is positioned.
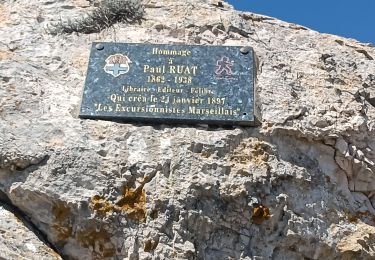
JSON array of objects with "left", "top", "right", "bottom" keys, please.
[
  {"left": 80, "top": 43, "right": 254, "bottom": 126},
  {"left": 215, "top": 56, "right": 233, "bottom": 76},
  {"left": 104, "top": 54, "right": 131, "bottom": 77}
]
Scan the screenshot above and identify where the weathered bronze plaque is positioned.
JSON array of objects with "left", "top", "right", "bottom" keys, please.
[{"left": 79, "top": 42, "right": 255, "bottom": 125}]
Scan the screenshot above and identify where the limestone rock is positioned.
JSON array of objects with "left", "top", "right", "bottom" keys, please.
[
  {"left": 0, "top": 0, "right": 375, "bottom": 259},
  {"left": 0, "top": 203, "right": 62, "bottom": 260}
]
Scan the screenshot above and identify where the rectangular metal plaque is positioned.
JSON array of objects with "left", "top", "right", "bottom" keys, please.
[{"left": 79, "top": 42, "right": 255, "bottom": 125}]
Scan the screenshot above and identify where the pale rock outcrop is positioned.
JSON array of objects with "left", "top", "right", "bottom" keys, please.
[
  {"left": 0, "top": 203, "right": 62, "bottom": 259},
  {"left": 0, "top": 0, "right": 375, "bottom": 259}
]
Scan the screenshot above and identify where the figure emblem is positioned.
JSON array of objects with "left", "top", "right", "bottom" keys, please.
[
  {"left": 215, "top": 56, "right": 233, "bottom": 76},
  {"left": 104, "top": 54, "right": 131, "bottom": 77}
]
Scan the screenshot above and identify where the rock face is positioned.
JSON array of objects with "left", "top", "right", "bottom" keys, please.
[
  {"left": 0, "top": 202, "right": 62, "bottom": 259},
  {"left": 1, "top": 0, "right": 375, "bottom": 259}
]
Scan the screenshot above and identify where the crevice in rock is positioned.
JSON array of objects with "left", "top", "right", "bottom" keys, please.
[
  {"left": 0, "top": 190, "right": 65, "bottom": 259},
  {"left": 281, "top": 106, "right": 308, "bottom": 124},
  {"left": 355, "top": 49, "right": 374, "bottom": 60},
  {"left": 288, "top": 23, "right": 308, "bottom": 30},
  {"left": 358, "top": 89, "right": 375, "bottom": 108},
  {"left": 240, "top": 13, "right": 274, "bottom": 22},
  {"left": 227, "top": 25, "right": 252, "bottom": 38},
  {"left": 20, "top": 154, "right": 50, "bottom": 172},
  {"left": 335, "top": 88, "right": 373, "bottom": 112},
  {"left": 0, "top": 153, "right": 49, "bottom": 173},
  {"left": 334, "top": 40, "right": 374, "bottom": 60}
]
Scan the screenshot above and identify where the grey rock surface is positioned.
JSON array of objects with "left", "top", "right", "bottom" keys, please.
[
  {"left": 0, "top": 203, "right": 62, "bottom": 259},
  {"left": 0, "top": 0, "right": 375, "bottom": 259}
]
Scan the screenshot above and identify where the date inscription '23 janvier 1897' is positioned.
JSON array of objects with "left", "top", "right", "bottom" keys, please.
[{"left": 79, "top": 43, "right": 255, "bottom": 125}]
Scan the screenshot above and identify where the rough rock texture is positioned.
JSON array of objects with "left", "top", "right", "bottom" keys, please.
[
  {"left": 0, "top": 203, "right": 62, "bottom": 259},
  {"left": 1, "top": 0, "right": 375, "bottom": 259}
]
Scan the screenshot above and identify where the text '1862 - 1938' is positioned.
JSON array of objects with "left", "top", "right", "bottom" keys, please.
[{"left": 79, "top": 42, "right": 255, "bottom": 125}]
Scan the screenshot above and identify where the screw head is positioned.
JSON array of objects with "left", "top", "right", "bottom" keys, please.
[
  {"left": 95, "top": 43, "right": 104, "bottom": 50},
  {"left": 240, "top": 46, "right": 251, "bottom": 54}
]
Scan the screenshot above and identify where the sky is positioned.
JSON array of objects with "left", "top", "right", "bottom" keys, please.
[{"left": 227, "top": 0, "right": 375, "bottom": 45}]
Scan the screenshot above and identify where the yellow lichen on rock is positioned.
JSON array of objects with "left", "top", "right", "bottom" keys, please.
[
  {"left": 230, "top": 138, "right": 271, "bottom": 167},
  {"left": 230, "top": 141, "right": 251, "bottom": 164},
  {"left": 115, "top": 187, "right": 146, "bottom": 222},
  {"left": 52, "top": 201, "right": 116, "bottom": 257},
  {"left": 250, "top": 141, "right": 270, "bottom": 166},
  {"left": 251, "top": 205, "right": 271, "bottom": 224},
  {"left": 90, "top": 195, "right": 114, "bottom": 217},
  {"left": 89, "top": 186, "right": 147, "bottom": 222}
]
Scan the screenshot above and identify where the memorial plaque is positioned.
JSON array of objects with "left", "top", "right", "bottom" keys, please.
[{"left": 79, "top": 42, "right": 255, "bottom": 125}]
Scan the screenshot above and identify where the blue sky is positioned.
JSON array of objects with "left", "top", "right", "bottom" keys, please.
[{"left": 227, "top": 0, "right": 375, "bottom": 45}]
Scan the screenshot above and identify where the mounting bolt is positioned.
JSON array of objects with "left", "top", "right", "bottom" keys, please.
[
  {"left": 95, "top": 43, "right": 104, "bottom": 50},
  {"left": 240, "top": 46, "right": 251, "bottom": 54}
]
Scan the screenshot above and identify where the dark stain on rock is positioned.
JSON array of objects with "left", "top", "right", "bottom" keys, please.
[
  {"left": 52, "top": 202, "right": 73, "bottom": 241},
  {"left": 77, "top": 228, "right": 115, "bottom": 258},
  {"left": 144, "top": 238, "right": 159, "bottom": 252},
  {"left": 251, "top": 205, "right": 271, "bottom": 224}
]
